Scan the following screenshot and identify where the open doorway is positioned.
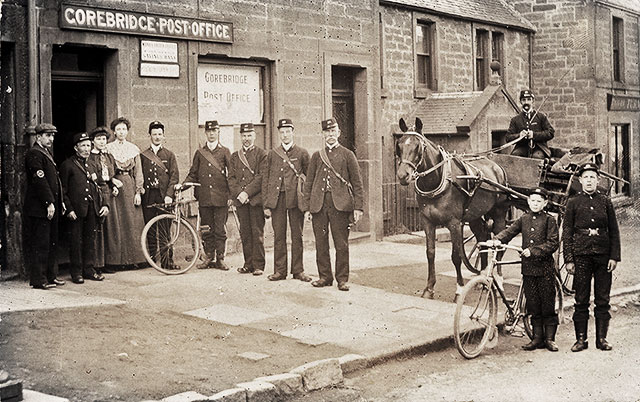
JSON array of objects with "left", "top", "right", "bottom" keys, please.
[
  {"left": 51, "top": 45, "right": 108, "bottom": 164},
  {"left": 331, "top": 66, "right": 356, "bottom": 153}
]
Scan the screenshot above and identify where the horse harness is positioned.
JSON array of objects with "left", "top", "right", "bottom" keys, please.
[{"left": 400, "top": 132, "right": 488, "bottom": 200}]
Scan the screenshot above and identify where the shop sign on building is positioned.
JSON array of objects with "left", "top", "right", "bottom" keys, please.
[
  {"left": 608, "top": 94, "right": 640, "bottom": 111},
  {"left": 139, "top": 40, "right": 179, "bottom": 78},
  {"left": 60, "top": 3, "right": 233, "bottom": 43},
  {"left": 197, "top": 64, "right": 262, "bottom": 126}
]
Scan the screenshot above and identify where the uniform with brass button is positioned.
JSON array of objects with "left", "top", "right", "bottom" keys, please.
[
  {"left": 563, "top": 162, "right": 621, "bottom": 352},
  {"left": 23, "top": 123, "right": 65, "bottom": 289},
  {"left": 229, "top": 122, "right": 267, "bottom": 275},
  {"left": 140, "top": 121, "right": 180, "bottom": 270},
  {"left": 495, "top": 186, "right": 559, "bottom": 351},
  {"left": 184, "top": 120, "right": 231, "bottom": 270},
  {"left": 60, "top": 132, "right": 109, "bottom": 283},
  {"left": 262, "top": 118, "right": 311, "bottom": 281},
  {"left": 303, "top": 118, "right": 364, "bottom": 291},
  {"left": 506, "top": 89, "right": 555, "bottom": 159}
]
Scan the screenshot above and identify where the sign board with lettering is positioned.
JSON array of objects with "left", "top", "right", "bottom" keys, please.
[
  {"left": 197, "top": 64, "right": 262, "bottom": 126},
  {"left": 608, "top": 93, "right": 640, "bottom": 111},
  {"left": 140, "top": 62, "right": 179, "bottom": 78},
  {"left": 141, "top": 40, "right": 178, "bottom": 63},
  {"left": 60, "top": 3, "right": 233, "bottom": 43}
]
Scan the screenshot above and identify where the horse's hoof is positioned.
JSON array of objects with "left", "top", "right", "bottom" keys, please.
[{"left": 421, "top": 288, "right": 435, "bottom": 299}]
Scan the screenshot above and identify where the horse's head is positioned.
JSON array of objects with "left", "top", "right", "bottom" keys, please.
[{"left": 396, "top": 117, "right": 440, "bottom": 185}]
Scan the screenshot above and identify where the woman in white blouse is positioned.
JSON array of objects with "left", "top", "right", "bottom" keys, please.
[{"left": 104, "top": 117, "right": 146, "bottom": 269}]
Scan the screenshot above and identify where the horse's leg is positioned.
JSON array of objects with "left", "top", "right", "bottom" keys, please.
[
  {"left": 421, "top": 218, "right": 436, "bottom": 299},
  {"left": 489, "top": 205, "right": 508, "bottom": 276},
  {"left": 447, "top": 220, "right": 465, "bottom": 303}
]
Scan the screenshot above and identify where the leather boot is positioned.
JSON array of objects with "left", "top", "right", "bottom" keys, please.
[
  {"left": 571, "top": 320, "right": 588, "bottom": 352},
  {"left": 544, "top": 324, "right": 559, "bottom": 352},
  {"left": 596, "top": 318, "right": 613, "bottom": 351},
  {"left": 197, "top": 255, "right": 216, "bottom": 269},
  {"left": 522, "top": 325, "right": 545, "bottom": 350}
]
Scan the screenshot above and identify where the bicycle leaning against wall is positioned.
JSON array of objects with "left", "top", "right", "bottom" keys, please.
[{"left": 140, "top": 182, "right": 204, "bottom": 275}]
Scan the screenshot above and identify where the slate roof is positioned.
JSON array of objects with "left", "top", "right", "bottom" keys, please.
[
  {"left": 415, "top": 86, "right": 519, "bottom": 135},
  {"left": 597, "top": 0, "right": 640, "bottom": 15},
  {"left": 380, "top": 0, "right": 536, "bottom": 32}
]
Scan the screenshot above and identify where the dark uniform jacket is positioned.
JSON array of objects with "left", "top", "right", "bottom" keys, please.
[
  {"left": 184, "top": 143, "right": 231, "bottom": 207},
  {"left": 304, "top": 144, "right": 364, "bottom": 214},
  {"left": 87, "top": 150, "right": 117, "bottom": 210},
  {"left": 262, "top": 144, "right": 309, "bottom": 209},
  {"left": 140, "top": 146, "right": 179, "bottom": 203},
  {"left": 229, "top": 145, "right": 267, "bottom": 207},
  {"left": 60, "top": 155, "right": 106, "bottom": 218},
  {"left": 562, "top": 191, "right": 621, "bottom": 262},
  {"left": 506, "top": 111, "right": 555, "bottom": 158},
  {"left": 495, "top": 211, "right": 559, "bottom": 276},
  {"left": 24, "top": 144, "right": 63, "bottom": 218}
]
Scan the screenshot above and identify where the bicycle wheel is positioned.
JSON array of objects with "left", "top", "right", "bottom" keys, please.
[
  {"left": 521, "top": 294, "right": 533, "bottom": 340},
  {"left": 454, "top": 276, "right": 497, "bottom": 359},
  {"left": 141, "top": 214, "right": 200, "bottom": 275}
]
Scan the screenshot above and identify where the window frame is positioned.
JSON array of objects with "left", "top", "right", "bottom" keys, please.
[
  {"left": 612, "top": 16, "right": 624, "bottom": 83},
  {"left": 609, "top": 123, "right": 631, "bottom": 196},
  {"left": 413, "top": 13, "right": 437, "bottom": 98},
  {"left": 475, "top": 29, "right": 489, "bottom": 90}
]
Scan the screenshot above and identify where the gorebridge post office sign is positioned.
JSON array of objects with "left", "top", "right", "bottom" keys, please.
[{"left": 60, "top": 3, "right": 233, "bottom": 43}]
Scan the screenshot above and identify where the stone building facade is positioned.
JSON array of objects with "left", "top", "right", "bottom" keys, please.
[
  {"left": 0, "top": 0, "right": 383, "bottom": 276},
  {"left": 512, "top": 0, "right": 640, "bottom": 200}
]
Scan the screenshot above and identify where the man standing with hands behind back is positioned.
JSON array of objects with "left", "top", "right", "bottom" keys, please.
[
  {"left": 563, "top": 162, "right": 621, "bottom": 352},
  {"left": 304, "top": 118, "right": 364, "bottom": 291},
  {"left": 262, "top": 118, "right": 312, "bottom": 282}
]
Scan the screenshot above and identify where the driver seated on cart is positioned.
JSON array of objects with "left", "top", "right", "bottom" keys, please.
[
  {"left": 506, "top": 89, "right": 555, "bottom": 160},
  {"left": 487, "top": 187, "right": 560, "bottom": 352}
]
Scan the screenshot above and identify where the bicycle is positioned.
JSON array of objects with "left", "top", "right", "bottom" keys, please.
[
  {"left": 453, "top": 241, "right": 564, "bottom": 359},
  {"left": 140, "top": 182, "right": 203, "bottom": 275}
]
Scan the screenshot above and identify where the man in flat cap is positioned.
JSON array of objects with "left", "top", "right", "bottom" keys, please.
[
  {"left": 60, "top": 132, "right": 110, "bottom": 283},
  {"left": 303, "top": 117, "right": 364, "bottom": 291},
  {"left": 23, "top": 123, "right": 66, "bottom": 289},
  {"left": 229, "top": 123, "right": 267, "bottom": 275},
  {"left": 140, "top": 121, "right": 180, "bottom": 269},
  {"left": 563, "top": 163, "right": 621, "bottom": 352},
  {"left": 506, "top": 89, "right": 555, "bottom": 159},
  {"left": 489, "top": 186, "right": 560, "bottom": 351},
  {"left": 262, "top": 118, "right": 312, "bottom": 282},
  {"left": 183, "top": 120, "right": 232, "bottom": 270}
]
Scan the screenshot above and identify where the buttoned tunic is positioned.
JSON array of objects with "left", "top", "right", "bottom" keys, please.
[
  {"left": 229, "top": 146, "right": 267, "bottom": 207},
  {"left": 506, "top": 111, "right": 555, "bottom": 158},
  {"left": 140, "top": 146, "right": 179, "bottom": 204},
  {"left": 562, "top": 190, "right": 621, "bottom": 262},
  {"left": 262, "top": 144, "right": 309, "bottom": 209},
  {"left": 184, "top": 144, "right": 231, "bottom": 207},
  {"left": 495, "top": 211, "right": 559, "bottom": 276}
]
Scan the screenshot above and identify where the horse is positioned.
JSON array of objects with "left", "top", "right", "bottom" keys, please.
[{"left": 395, "top": 117, "right": 509, "bottom": 300}]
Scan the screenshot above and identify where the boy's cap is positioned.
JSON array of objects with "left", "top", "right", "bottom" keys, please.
[
  {"left": 35, "top": 123, "right": 57, "bottom": 134},
  {"left": 321, "top": 118, "right": 338, "bottom": 131},
  {"left": 149, "top": 120, "right": 164, "bottom": 132},
  {"left": 205, "top": 120, "right": 220, "bottom": 130},
  {"left": 529, "top": 186, "right": 549, "bottom": 199},
  {"left": 577, "top": 162, "right": 599, "bottom": 176},
  {"left": 277, "top": 118, "right": 294, "bottom": 129}
]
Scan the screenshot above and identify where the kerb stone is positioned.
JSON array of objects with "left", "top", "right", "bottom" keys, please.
[
  {"left": 161, "top": 391, "right": 210, "bottom": 402},
  {"left": 253, "top": 373, "right": 303, "bottom": 396},
  {"left": 235, "top": 381, "right": 278, "bottom": 402},
  {"left": 338, "top": 354, "right": 368, "bottom": 373},
  {"left": 289, "top": 358, "right": 344, "bottom": 391},
  {"left": 208, "top": 388, "right": 247, "bottom": 402}
]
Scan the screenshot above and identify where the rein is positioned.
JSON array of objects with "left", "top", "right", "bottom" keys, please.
[{"left": 399, "top": 132, "right": 453, "bottom": 198}]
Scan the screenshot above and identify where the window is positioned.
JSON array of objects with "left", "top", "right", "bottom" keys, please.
[
  {"left": 416, "top": 21, "right": 435, "bottom": 90},
  {"left": 476, "top": 29, "right": 489, "bottom": 90},
  {"left": 612, "top": 17, "right": 624, "bottom": 82},
  {"left": 610, "top": 124, "right": 630, "bottom": 196},
  {"left": 492, "top": 32, "right": 504, "bottom": 82}
]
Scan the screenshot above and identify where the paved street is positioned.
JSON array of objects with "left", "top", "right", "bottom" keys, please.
[{"left": 0, "top": 213, "right": 638, "bottom": 401}]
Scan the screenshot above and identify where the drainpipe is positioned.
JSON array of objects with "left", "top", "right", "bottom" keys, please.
[
  {"left": 28, "top": 0, "right": 39, "bottom": 125},
  {"left": 528, "top": 32, "right": 533, "bottom": 91}
]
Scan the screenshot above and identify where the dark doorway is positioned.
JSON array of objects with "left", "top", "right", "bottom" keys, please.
[
  {"left": 51, "top": 46, "right": 107, "bottom": 164},
  {"left": 331, "top": 66, "right": 355, "bottom": 153},
  {"left": 491, "top": 130, "right": 508, "bottom": 154}
]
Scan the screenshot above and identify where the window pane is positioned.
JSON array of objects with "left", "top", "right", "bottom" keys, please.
[
  {"left": 417, "top": 24, "right": 430, "bottom": 55},
  {"left": 417, "top": 55, "right": 427, "bottom": 84}
]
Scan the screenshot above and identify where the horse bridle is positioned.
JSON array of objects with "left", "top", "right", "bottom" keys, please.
[{"left": 399, "top": 131, "right": 453, "bottom": 197}]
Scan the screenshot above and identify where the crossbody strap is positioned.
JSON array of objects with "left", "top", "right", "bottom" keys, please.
[
  {"left": 198, "top": 148, "right": 225, "bottom": 175},
  {"left": 274, "top": 147, "right": 301, "bottom": 178},
  {"left": 319, "top": 147, "right": 352, "bottom": 190},
  {"left": 238, "top": 149, "right": 255, "bottom": 175}
]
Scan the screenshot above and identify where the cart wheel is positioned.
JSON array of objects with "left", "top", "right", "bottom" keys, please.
[{"left": 461, "top": 224, "right": 485, "bottom": 274}]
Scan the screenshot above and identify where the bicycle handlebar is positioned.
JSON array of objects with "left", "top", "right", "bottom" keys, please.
[{"left": 476, "top": 241, "right": 524, "bottom": 254}]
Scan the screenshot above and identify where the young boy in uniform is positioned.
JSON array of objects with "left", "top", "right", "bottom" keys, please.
[{"left": 488, "top": 187, "right": 560, "bottom": 351}]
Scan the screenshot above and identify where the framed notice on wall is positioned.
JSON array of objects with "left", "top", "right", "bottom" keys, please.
[{"left": 197, "top": 64, "right": 263, "bottom": 126}]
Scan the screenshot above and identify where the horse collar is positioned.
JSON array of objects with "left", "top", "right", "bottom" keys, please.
[{"left": 414, "top": 147, "right": 452, "bottom": 198}]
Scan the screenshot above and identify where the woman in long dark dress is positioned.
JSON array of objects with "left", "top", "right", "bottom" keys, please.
[{"left": 104, "top": 117, "right": 146, "bottom": 268}]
